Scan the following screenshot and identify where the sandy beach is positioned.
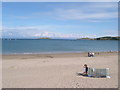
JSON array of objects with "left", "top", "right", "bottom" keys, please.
[{"left": 2, "top": 52, "right": 118, "bottom": 88}]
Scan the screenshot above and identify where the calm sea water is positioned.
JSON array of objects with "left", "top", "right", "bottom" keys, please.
[{"left": 2, "top": 39, "right": 118, "bottom": 54}]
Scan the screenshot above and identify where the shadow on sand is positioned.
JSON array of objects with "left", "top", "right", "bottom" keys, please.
[
  {"left": 76, "top": 72, "right": 108, "bottom": 78},
  {"left": 76, "top": 73, "right": 88, "bottom": 77}
]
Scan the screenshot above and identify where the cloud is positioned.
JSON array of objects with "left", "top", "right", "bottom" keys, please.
[
  {"left": 2, "top": 26, "right": 48, "bottom": 38},
  {"left": 54, "top": 9, "right": 117, "bottom": 20},
  {"left": 2, "top": 25, "right": 118, "bottom": 39},
  {"left": 15, "top": 3, "right": 117, "bottom": 22},
  {"left": 2, "top": 26, "right": 98, "bottom": 38},
  {"left": 104, "top": 30, "right": 118, "bottom": 35}
]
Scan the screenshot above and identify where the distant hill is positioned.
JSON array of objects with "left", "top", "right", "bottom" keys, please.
[
  {"left": 37, "top": 37, "right": 51, "bottom": 39},
  {"left": 95, "top": 36, "right": 120, "bottom": 40},
  {"left": 77, "top": 36, "right": 120, "bottom": 40},
  {"left": 77, "top": 38, "right": 94, "bottom": 40}
]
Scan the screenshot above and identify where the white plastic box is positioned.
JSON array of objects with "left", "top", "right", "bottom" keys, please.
[{"left": 88, "top": 67, "right": 110, "bottom": 78}]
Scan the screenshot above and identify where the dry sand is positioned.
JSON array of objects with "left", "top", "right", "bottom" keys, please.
[{"left": 2, "top": 52, "right": 118, "bottom": 88}]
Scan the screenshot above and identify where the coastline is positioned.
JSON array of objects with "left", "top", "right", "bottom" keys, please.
[{"left": 2, "top": 51, "right": 118, "bottom": 60}]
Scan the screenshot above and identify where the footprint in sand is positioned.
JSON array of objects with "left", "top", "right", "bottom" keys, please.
[
  {"left": 10, "top": 66, "right": 15, "bottom": 69},
  {"left": 43, "top": 60, "right": 49, "bottom": 63},
  {"left": 46, "top": 56, "right": 54, "bottom": 58}
]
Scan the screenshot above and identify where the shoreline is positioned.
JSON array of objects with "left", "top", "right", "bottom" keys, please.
[
  {"left": 2, "top": 51, "right": 118, "bottom": 60},
  {"left": 2, "top": 50, "right": 118, "bottom": 55}
]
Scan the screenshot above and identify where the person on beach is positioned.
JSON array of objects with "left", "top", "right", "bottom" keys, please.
[
  {"left": 88, "top": 52, "right": 94, "bottom": 57},
  {"left": 88, "top": 52, "right": 90, "bottom": 57},
  {"left": 91, "top": 53, "right": 94, "bottom": 57},
  {"left": 83, "top": 64, "right": 88, "bottom": 75}
]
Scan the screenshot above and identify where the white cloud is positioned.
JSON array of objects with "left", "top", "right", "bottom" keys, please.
[
  {"left": 54, "top": 9, "right": 117, "bottom": 20},
  {"left": 2, "top": 26, "right": 92, "bottom": 38},
  {"left": 15, "top": 3, "right": 117, "bottom": 22},
  {"left": 104, "top": 30, "right": 118, "bottom": 35},
  {"left": 2, "top": 26, "right": 118, "bottom": 38}
]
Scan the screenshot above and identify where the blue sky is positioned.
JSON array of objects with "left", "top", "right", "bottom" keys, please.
[{"left": 2, "top": 2, "right": 118, "bottom": 38}]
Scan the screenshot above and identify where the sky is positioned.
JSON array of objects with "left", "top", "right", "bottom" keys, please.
[{"left": 2, "top": 2, "right": 118, "bottom": 39}]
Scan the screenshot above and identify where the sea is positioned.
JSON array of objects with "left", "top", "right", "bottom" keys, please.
[{"left": 2, "top": 39, "right": 118, "bottom": 54}]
